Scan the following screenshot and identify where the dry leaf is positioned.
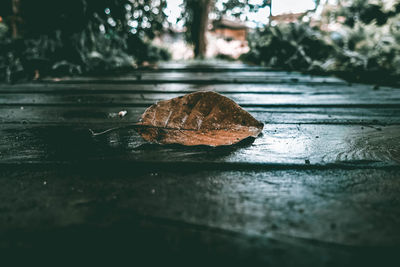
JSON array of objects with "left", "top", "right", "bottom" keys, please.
[{"left": 136, "top": 91, "right": 264, "bottom": 146}]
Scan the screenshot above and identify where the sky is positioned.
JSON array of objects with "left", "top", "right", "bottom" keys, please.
[
  {"left": 165, "top": 0, "right": 317, "bottom": 27},
  {"left": 271, "top": 0, "right": 316, "bottom": 15}
]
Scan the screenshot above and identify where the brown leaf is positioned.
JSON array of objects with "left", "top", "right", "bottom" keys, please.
[{"left": 136, "top": 91, "right": 264, "bottom": 146}]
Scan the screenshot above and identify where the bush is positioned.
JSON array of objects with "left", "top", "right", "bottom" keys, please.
[
  {"left": 241, "top": 23, "right": 335, "bottom": 72},
  {"left": 0, "top": 0, "right": 170, "bottom": 82},
  {"left": 242, "top": 1, "right": 400, "bottom": 85}
]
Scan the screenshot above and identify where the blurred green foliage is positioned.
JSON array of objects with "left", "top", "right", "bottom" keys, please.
[
  {"left": 0, "top": 0, "right": 170, "bottom": 82},
  {"left": 242, "top": 0, "right": 400, "bottom": 85},
  {"left": 243, "top": 23, "right": 334, "bottom": 70}
]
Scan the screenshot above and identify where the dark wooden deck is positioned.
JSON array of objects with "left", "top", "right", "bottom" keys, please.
[{"left": 1, "top": 63, "right": 400, "bottom": 265}]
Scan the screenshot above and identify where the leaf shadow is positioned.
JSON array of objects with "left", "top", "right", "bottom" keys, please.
[
  {"left": 89, "top": 127, "right": 262, "bottom": 162},
  {"left": 134, "top": 135, "right": 257, "bottom": 154}
]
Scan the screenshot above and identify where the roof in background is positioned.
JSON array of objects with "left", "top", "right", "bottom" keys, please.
[{"left": 212, "top": 18, "right": 248, "bottom": 30}]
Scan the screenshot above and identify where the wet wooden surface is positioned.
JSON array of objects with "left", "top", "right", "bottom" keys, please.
[{"left": 0, "top": 62, "right": 400, "bottom": 265}]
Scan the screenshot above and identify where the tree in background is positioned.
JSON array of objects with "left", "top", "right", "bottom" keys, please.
[
  {"left": 183, "top": 0, "right": 212, "bottom": 58},
  {"left": 183, "top": 0, "right": 272, "bottom": 58}
]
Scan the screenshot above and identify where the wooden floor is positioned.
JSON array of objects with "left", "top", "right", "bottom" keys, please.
[{"left": 0, "top": 62, "right": 400, "bottom": 265}]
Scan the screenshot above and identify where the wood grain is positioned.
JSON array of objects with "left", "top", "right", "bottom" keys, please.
[
  {"left": 1, "top": 106, "right": 399, "bottom": 125},
  {"left": 1, "top": 123, "right": 398, "bottom": 166},
  {"left": 0, "top": 64, "right": 399, "bottom": 265}
]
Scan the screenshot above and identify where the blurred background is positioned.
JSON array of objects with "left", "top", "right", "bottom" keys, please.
[{"left": 0, "top": 0, "right": 399, "bottom": 84}]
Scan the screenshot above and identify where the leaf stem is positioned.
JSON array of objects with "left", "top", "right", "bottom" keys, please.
[{"left": 89, "top": 124, "right": 141, "bottom": 136}]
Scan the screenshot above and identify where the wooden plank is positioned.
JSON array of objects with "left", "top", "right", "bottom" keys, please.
[
  {"left": 42, "top": 76, "right": 345, "bottom": 85},
  {"left": 1, "top": 106, "right": 399, "bottom": 125},
  {"left": 0, "top": 167, "right": 399, "bottom": 250},
  {"left": 1, "top": 123, "right": 399, "bottom": 166},
  {"left": 0, "top": 65, "right": 399, "bottom": 265},
  {"left": 133, "top": 67, "right": 281, "bottom": 73},
  {"left": 1, "top": 91, "right": 399, "bottom": 107},
  {"left": 154, "top": 61, "right": 274, "bottom": 71},
  {"left": 0, "top": 82, "right": 394, "bottom": 94},
  {"left": 36, "top": 71, "right": 346, "bottom": 85}
]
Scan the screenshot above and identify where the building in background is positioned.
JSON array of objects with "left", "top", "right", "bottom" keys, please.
[
  {"left": 205, "top": 18, "right": 249, "bottom": 59},
  {"left": 212, "top": 18, "right": 248, "bottom": 42}
]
